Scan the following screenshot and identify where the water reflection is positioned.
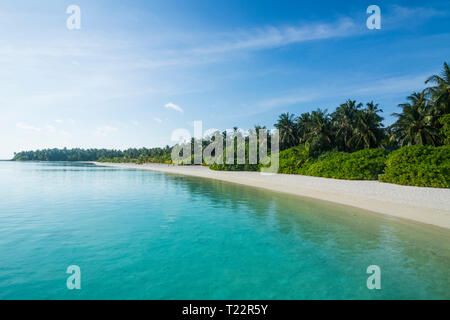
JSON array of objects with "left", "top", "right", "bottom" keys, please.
[{"left": 158, "top": 170, "right": 450, "bottom": 298}]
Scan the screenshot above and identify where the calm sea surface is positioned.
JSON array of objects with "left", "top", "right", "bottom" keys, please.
[{"left": 0, "top": 161, "right": 449, "bottom": 299}]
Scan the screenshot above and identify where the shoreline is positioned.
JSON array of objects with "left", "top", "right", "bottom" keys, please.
[{"left": 93, "top": 162, "right": 450, "bottom": 230}]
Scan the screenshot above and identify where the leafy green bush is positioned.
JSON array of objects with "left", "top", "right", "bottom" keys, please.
[
  {"left": 440, "top": 114, "right": 450, "bottom": 145},
  {"left": 209, "top": 138, "right": 263, "bottom": 172},
  {"left": 209, "top": 163, "right": 260, "bottom": 171},
  {"left": 301, "top": 148, "right": 388, "bottom": 180},
  {"left": 379, "top": 145, "right": 450, "bottom": 188},
  {"left": 278, "top": 144, "right": 313, "bottom": 174},
  {"left": 278, "top": 146, "right": 388, "bottom": 180}
]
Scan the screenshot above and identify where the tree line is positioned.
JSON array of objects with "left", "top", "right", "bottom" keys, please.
[
  {"left": 13, "top": 147, "right": 172, "bottom": 162},
  {"left": 13, "top": 62, "right": 449, "bottom": 164},
  {"left": 274, "top": 62, "right": 450, "bottom": 156}
]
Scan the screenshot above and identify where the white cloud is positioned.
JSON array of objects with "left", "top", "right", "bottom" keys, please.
[
  {"left": 16, "top": 122, "right": 41, "bottom": 132},
  {"left": 153, "top": 117, "right": 163, "bottom": 123},
  {"left": 45, "top": 125, "right": 56, "bottom": 133},
  {"left": 165, "top": 102, "right": 183, "bottom": 113},
  {"left": 350, "top": 73, "right": 430, "bottom": 96},
  {"left": 238, "top": 72, "right": 433, "bottom": 118},
  {"left": 377, "top": 6, "right": 446, "bottom": 31},
  {"left": 95, "top": 126, "right": 118, "bottom": 137},
  {"left": 110, "top": 19, "right": 357, "bottom": 71},
  {"left": 15, "top": 122, "right": 69, "bottom": 135},
  {"left": 390, "top": 5, "right": 446, "bottom": 21},
  {"left": 192, "top": 18, "right": 357, "bottom": 55},
  {"left": 54, "top": 119, "right": 64, "bottom": 123},
  {"left": 203, "top": 128, "right": 221, "bottom": 138}
]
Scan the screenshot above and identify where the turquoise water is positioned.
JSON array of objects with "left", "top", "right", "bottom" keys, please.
[{"left": 0, "top": 161, "right": 449, "bottom": 300}]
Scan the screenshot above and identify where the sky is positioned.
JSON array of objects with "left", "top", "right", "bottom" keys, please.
[{"left": 0, "top": 0, "right": 449, "bottom": 159}]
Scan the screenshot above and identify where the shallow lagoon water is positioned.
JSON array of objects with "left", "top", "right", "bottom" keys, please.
[{"left": 0, "top": 161, "right": 449, "bottom": 299}]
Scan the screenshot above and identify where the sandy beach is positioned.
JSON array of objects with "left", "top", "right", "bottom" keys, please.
[{"left": 93, "top": 162, "right": 450, "bottom": 230}]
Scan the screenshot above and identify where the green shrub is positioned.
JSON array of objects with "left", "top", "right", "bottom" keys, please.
[
  {"left": 210, "top": 163, "right": 260, "bottom": 171},
  {"left": 379, "top": 145, "right": 450, "bottom": 188},
  {"left": 302, "top": 148, "right": 388, "bottom": 180},
  {"left": 278, "top": 146, "right": 388, "bottom": 180},
  {"left": 278, "top": 144, "right": 313, "bottom": 174},
  {"left": 209, "top": 139, "right": 263, "bottom": 172},
  {"left": 440, "top": 114, "right": 450, "bottom": 145}
]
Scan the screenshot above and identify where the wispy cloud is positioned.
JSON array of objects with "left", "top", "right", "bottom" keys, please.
[
  {"left": 192, "top": 18, "right": 357, "bottom": 55},
  {"left": 16, "top": 122, "right": 41, "bottom": 132},
  {"left": 165, "top": 102, "right": 183, "bottom": 113},
  {"left": 192, "top": 5, "right": 449, "bottom": 57},
  {"left": 244, "top": 72, "right": 431, "bottom": 117},
  {"left": 381, "top": 4, "right": 449, "bottom": 29},
  {"left": 350, "top": 73, "right": 429, "bottom": 96},
  {"left": 45, "top": 125, "right": 56, "bottom": 133},
  {"left": 391, "top": 5, "right": 447, "bottom": 20},
  {"left": 16, "top": 121, "right": 74, "bottom": 135},
  {"left": 95, "top": 126, "right": 118, "bottom": 137},
  {"left": 153, "top": 117, "right": 163, "bottom": 123}
]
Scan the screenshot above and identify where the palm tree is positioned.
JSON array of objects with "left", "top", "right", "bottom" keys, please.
[
  {"left": 349, "top": 103, "right": 385, "bottom": 149},
  {"left": 425, "top": 61, "right": 450, "bottom": 116},
  {"left": 274, "top": 113, "right": 297, "bottom": 150},
  {"left": 389, "top": 92, "right": 440, "bottom": 146},
  {"left": 252, "top": 125, "right": 268, "bottom": 144},
  {"left": 253, "top": 125, "right": 267, "bottom": 138},
  {"left": 296, "top": 112, "right": 312, "bottom": 144},
  {"left": 305, "top": 109, "right": 333, "bottom": 154},
  {"left": 331, "top": 100, "right": 362, "bottom": 152},
  {"left": 365, "top": 101, "right": 383, "bottom": 117}
]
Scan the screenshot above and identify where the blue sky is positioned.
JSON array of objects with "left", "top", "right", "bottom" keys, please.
[{"left": 0, "top": 0, "right": 449, "bottom": 159}]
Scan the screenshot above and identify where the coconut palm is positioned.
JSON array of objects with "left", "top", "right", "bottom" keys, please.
[
  {"left": 365, "top": 101, "right": 383, "bottom": 118},
  {"left": 275, "top": 113, "right": 297, "bottom": 150},
  {"left": 389, "top": 92, "right": 440, "bottom": 146},
  {"left": 331, "top": 100, "right": 362, "bottom": 152},
  {"left": 349, "top": 103, "right": 385, "bottom": 149},
  {"left": 304, "top": 109, "right": 334, "bottom": 155},
  {"left": 253, "top": 125, "right": 267, "bottom": 138},
  {"left": 425, "top": 62, "right": 450, "bottom": 116},
  {"left": 305, "top": 109, "right": 331, "bottom": 139}
]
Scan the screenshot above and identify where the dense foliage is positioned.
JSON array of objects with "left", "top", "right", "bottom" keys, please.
[
  {"left": 273, "top": 62, "right": 449, "bottom": 155},
  {"left": 440, "top": 114, "right": 450, "bottom": 145},
  {"left": 379, "top": 146, "right": 450, "bottom": 188},
  {"left": 274, "top": 101, "right": 386, "bottom": 156},
  {"left": 304, "top": 149, "right": 388, "bottom": 180},
  {"left": 278, "top": 146, "right": 388, "bottom": 180},
  {"left": 388, "top": 62, "right": 449, "bottom": 147},
  {"left": 277, "top": 144, "right": 312, "bottom": 174},
  {"left": 13, "top": 147, "right": 173, "bottom": 163},
  {"left": 270, "top": 62, "right": 449, "bottom": 186},
  {"left": 210, "top": 163, "right": 260, "bottom": 172},
  {"left": 208, "top": 127, "right": 271, "bottom": 171}
]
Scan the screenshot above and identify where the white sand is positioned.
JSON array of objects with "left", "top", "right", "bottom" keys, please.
[{"left": 93, "top": 162, "right": 450, "bottom": 230}]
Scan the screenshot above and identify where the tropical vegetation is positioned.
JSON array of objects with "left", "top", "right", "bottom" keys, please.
[
  {"left": 13, "top": 147, "right": 173, "bottom": 163},
  {"left": 278, "top": 148, "right": 388, "bottom": 180},
  {"left": 12, "top": 62, "right": 450, "bottom": 187},
  {"left": 379, "top": 145, "right": 450, "bottom": 188}
]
